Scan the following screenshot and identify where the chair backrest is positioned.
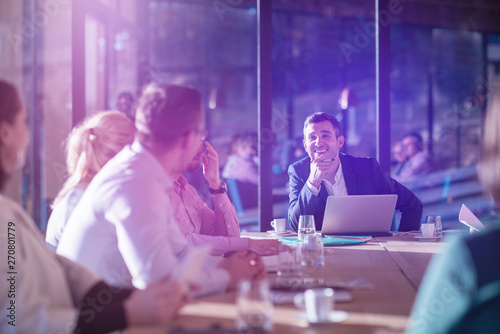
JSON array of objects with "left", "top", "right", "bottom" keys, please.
[
  {"left": 225, "top": 178, "right": 244, "bottom": 214},
  {"left": 225, "top": 178, "right": 258, "bottom": 213}
]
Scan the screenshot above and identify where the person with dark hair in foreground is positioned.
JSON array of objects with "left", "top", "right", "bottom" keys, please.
[
  {"left": 288, "top": 112, "right": 423, "bottom": 232},
  {"left": 406, "top": 89, "right": 500, "bottom": 334},
  {"left": 0, "top": 80, "right": 185, "bottom": 334}
]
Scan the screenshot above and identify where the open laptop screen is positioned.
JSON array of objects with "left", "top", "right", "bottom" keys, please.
[{"left": 321, "top": 194, "right": 398, "bottom": 237}]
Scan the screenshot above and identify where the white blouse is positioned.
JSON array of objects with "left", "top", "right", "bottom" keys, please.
[{"left": 0, "top": 195, "right": 99, "bottom": 334}]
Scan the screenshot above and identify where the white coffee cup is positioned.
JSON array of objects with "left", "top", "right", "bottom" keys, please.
[
  {"left": 294, "top": 288, "right": 335, "bottom": 323},
  {"left": 271, "top": 218, "right": 286, "bottom": 232},
  {"left": 421, "top": 223, "right": 435, "bottom": 238}
]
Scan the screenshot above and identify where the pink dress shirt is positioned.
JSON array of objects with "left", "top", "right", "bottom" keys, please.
[{"left": 170, "top": 175, "right": 249, "bottom": 255}]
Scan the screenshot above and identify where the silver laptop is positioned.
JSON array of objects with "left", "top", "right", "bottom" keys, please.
[{"left": 321, "top": 194, "right": 398, "bottom": 237}]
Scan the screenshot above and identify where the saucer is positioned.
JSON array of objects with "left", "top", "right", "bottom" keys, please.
[
  {"left": 296, "top": 310, "right": 348, "bottom": 325},
  {"left": 267, "top": 230, "right": 291, "bottom": 236},
  {"left": 414, "top": 236, "right": 440, "bottom": 241}
]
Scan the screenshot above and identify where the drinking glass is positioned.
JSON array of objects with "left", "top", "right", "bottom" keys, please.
[
  {"left": 425, "top": 215, "right": 442, "bottom": 239},
  {"left": 236, "top": 279, "right": 273, "bottom": 332},
  {"left": 298, "top": 215, "right": 316, "bottom": 240},
  {"left": 301, "top": 234, "right": 325, "bottom": 267},
  {"left": 277, "top": 241, "right": 302, "bottom": 287}
]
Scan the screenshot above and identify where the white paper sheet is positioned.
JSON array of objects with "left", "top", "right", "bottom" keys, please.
[{"left": 458, "top": 204, "right": 485, "bottom": 232}]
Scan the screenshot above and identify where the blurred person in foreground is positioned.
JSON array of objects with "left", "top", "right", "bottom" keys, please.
[
  {"left": 0, "top": 80, "right": 185, "bottom": 333},
  {"left": 46, "top": 111, "right": 135, "bottom": 249},
  {"left": 406, "top": 88, "right": 500, "bottom": 334},
  {"left": 170, "top": 139, "right": 279, "bottom": 255},
  {"left": 57, "top": 83, "right": 265, "bottom": 295},
  {"left": 288, "top": 112, "right": 423, "bottom": 232}
]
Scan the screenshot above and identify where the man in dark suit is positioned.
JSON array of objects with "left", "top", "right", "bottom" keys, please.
[{"left": 288, "top": 112, "right": 423, "bottom": 232}]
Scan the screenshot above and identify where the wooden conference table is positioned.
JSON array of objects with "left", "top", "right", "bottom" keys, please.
[{"left": 128, "top": 232, "right": 447, "bottom": 334}]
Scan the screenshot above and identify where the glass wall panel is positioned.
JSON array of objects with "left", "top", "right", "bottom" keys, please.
[
  {"left": 390, "top": 3, "right": 500, "bottom": 228},
  {"left": 3, "top": 0, "right": 500, "bottom": 232},
  {"left": 85, "top": 15, "right": 107, "bottom": 114},
  {"left": 40, "top": 0, "right": 73, "bottom": 229},
  {"left": 271, "top": 1, "right": 377, "bottom": 225},
  {"left": 0, "top": 0, "right": 73, "bottom": 229},
  {"left": 148, "top": 0, "right": 259, "bottom": 228}
]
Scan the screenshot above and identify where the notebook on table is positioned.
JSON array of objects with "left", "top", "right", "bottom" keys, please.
[{"left": 321, "top": 194, "right": 398, "bottom": 237}]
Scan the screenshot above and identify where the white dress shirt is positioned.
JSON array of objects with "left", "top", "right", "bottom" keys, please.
[
  {"left": 57, "top": 142, "right": 230, "bottom": 295},
  {"left": 307, "top": 160, "right": 349, "bottom": 196}
]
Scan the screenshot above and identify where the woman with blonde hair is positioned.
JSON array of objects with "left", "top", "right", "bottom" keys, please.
[
  {"left": 46, "top": 110, "right": 135, "bottom": 248},
  {"left": 0, "top": 80, "right": 185, "bottom": 333}
]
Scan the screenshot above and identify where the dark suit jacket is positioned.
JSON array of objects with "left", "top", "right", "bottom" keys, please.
[{"left": 288, "top": 154, "right": 423, "bottom": 232}]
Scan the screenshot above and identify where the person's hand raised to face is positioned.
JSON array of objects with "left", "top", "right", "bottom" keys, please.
[{"left": 303, "top": 120, "right": 345, "bottom": 188}]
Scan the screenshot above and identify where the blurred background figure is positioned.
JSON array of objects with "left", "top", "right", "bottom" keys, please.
[
  {"left": 116, "top": 91, "right": 136, "bottom": 121},
  {"left": 46, "top": 110, "right": 135, "bottom": 249},
  {"left": 222, "top": 132, "right": 259, "bottom": 185},
  {"left": 222, "top": 132, "right": 259, "bottom": 210},
  {"left": 395, "top": 132, "right": 436, "bottom": 182},
  {"left": 280, "top": 137, "right": 307, "bottom": 175},
  {"left": 391, "top": 141, "right": 407, "bottom": 177}
]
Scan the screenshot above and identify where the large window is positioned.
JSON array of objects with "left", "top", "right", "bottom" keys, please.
[{"left": 2, "top": 0, "right": 500, "bottom": 231}]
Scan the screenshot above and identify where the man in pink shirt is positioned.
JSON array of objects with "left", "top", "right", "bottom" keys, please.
[{"left": 169, "top": 140, "right": 279, "bottom": 256}]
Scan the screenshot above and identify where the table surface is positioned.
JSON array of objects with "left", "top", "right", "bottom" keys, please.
[{"left": 127, "top": 232, "right": 448, "bottom": 334}]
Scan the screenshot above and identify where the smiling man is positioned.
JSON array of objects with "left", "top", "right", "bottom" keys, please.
[{"left": 288, "top": 112, "right": 423, "bottom": 232}]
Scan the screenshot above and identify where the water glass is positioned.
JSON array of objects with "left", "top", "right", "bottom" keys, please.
[
  {"left": 298, "top": 215, "right": 316, "bottom": 240},
  {"left": 425, "top": 215, "right": 442, "bottom": 239},
  {"left": 236, "top": 279, "right": 273, "bottom": 332},
  {"left": 301, "top": 234, "right": 325, "bottom": 267},
  {"left": 277, "top": 241, "right": 302, "bottom": 282}
]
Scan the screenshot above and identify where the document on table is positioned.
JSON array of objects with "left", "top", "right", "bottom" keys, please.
[{"left": 458, "top": 204, "right": 486, "bottom": 232}]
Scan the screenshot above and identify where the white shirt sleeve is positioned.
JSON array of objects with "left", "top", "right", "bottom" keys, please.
[{"left": 306, "top": 180, "right": 321, "bottom": 196}]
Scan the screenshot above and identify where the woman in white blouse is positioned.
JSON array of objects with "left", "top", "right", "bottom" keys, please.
[
  {"left": 0, "top": 80, "right": 185, "bottom": 334},
  {"left": 46, "top": 110, "right": 135, "bottom": 248}
]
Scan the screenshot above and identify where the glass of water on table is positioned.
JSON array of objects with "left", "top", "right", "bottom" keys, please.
[
  {"left": 298, "top": 215, "right": 316, "bottom": 240},
  {"left": 236, "top": 279, "right": 273, "bottom": 332}
]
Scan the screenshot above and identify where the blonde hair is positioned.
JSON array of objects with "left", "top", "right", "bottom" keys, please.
[
  {"left": 480, "top": 85, "right": 500, "bottom": 204},
  {"left": 53, "top": 111, "right": 135, "bottom": 206}
]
